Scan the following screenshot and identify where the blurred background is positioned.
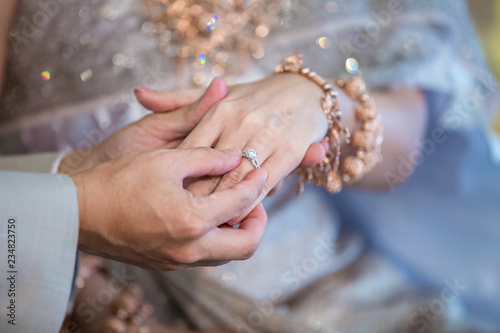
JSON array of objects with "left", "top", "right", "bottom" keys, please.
[{"left": 468, "top": 0, "right": 500, "bottom": 133}]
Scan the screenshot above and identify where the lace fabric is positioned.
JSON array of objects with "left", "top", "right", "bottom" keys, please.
[{"left": 1, "top": 0, "right": 497, "bottom": 135}]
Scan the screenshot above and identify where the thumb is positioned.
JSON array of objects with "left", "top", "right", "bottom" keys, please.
[
  {"left": 150, "top": 78, "right": 228, "bottom": 135},
  {"left": 135, "top": 77, "right": 227, "bottom": 113},
  {"left": 173, "top": 147, "right": 242, "bottom": 180},
  {"left": 299, "top": 139, "right": 329, "bottom": 168}
]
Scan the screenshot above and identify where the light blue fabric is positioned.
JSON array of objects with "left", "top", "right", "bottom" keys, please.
[
  {"left": 0, "top": 157, "right": 79, "bottom": 333},
  {"left": 334, "top": 91, "right": 500, "bottom": 331}
]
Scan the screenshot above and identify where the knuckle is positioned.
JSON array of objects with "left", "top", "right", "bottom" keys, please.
[
  {"left": 281, "top": 139, "right": 297, "bottom": 154},
  {"left": 221, "top": 169, "right": 247, "bottom": 189},
  {"left": 172, "top": 247, "right": 201, "bottom": 265},
  {"left": 180, "top": 139, "right": 197, "bottom": 149},
  {"left": 183, "top": 101, "right": 197, "bottom": 120},
  {"left": 241, "top": 112, "right": 260, "bottom": 131},
  {"left": 187, "top": 178, "right": 220, "bottom": 197},
  {"left": 260, "top": 181, "right": 272, "bottom": 196},
  {"left": 172, "top": 205, "right": 206, "bottom": 240},
  {"left": 213, "top": 101, "right": 232, "bottom": 115},
  {"left": 193, "top": 147, "right": 217, "bottom": 162},
  {"left": 176, "top": 223, "right": 203, "bottom": 240},
  {"left": 241, "top": 243, "right": 259, "bottom": 260}
]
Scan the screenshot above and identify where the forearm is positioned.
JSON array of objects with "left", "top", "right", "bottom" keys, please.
[{"left": 336, "top": 86, "right": 428, "bottom": 191}]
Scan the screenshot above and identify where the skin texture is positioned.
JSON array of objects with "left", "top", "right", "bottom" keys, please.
[
  {"left": 138, "top": 76, "right": 428, "bottom": 223},
  {"left": 59, "top": 78, "right": 326, "bottom": 176},
  {"left": 73, "top": 148, "right": 269, "bottom": 271}
]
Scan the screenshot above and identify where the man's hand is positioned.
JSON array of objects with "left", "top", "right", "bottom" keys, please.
[{"left": 72, "top": 148, "right": 268, "bottom": 270}]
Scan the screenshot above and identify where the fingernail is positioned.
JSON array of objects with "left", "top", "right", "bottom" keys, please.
[
  {"left": 224, "top": 148, "right": 241, "bottom": 156},
  {"left": 228, "top": 217, "right": 240, "bottom": 226},
  {"left": 134, "top": 88, "right": 154, "bottom": 96}
]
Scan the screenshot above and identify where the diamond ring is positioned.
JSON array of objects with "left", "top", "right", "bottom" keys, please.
[{"left": 242, "top": 149, "right": 260, "bottom": 169}]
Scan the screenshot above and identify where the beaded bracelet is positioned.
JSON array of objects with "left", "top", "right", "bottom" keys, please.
[{"left": 275, "top": 54, "right": 383, "bottom": 194}]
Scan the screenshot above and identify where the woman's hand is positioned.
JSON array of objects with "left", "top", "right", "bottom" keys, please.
[
  {"left": 140, "top": 73, "right": 329, "bottom": 214},
  {"left": 59, "top": 77, "right": 327, "bottom": 179}
]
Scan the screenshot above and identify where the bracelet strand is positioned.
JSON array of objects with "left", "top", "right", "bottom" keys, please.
[{"left": 275, "top": 54, "right": 383, "bottom": 194}]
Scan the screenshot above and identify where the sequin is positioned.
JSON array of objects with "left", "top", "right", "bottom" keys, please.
[
  {"left": 79, "top": 7, "right": 90, "bottom": 18},
  {"left": 345, "top": 58, "right": 359, "bottom": 74},
  {"left": 216, "top": 52, "right": 230, "bottom": 66},
  {"left": 62, "top": 46, "right": 74, "bottom": 60},
  {"left": 141, "top": 21, "right": 154, "bottom": 33},
  {"left": 211, "top": 64, "right": 224, "bottom": 76},
  {"left": 9, "top": 26, "right": 20, "bottom": 37},
  {"left": 112, "top": 53, "right": 126, "bottom": 66},
  {"left": 79, "top": 33, "right": 91, "bottom": 45},
  {"left": 255, "top": 25, "right": 270, "bottom": 38},
  {"left": 199, "top": 53, "right": 206, "bottom": 65},
  {"left": 325, "top": 1, "right": 339, "bottom": 13},
  {"left": 147, "top": 0, "right": 283, "bottom": 84},
  {"left": 193, "top": 72, "right": 206, "bottom": 85},
  {"left": 80, "top": 69, "right": 93, "bottom": 82},
  {"left": 112, "top": 53, "right": 135, "bottom": 68},
  {"left": 206, "top": 16, "right": 218, "bottom": 30},
  {"left": 221, "top": 272, "right": 237, "bottom": 282},
  {"left": 317, "top": 37, "right": 331, "bottom": 49},
  {"left": 101, "top": 6, "right": 119, "bottom": 20},
  {"left": 41, "top": 71, "right": 51, "bottom": 81}
]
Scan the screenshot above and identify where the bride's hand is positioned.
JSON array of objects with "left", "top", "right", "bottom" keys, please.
[
  {"left": 141, "top": 73, "right": 328, "bottom": 212},
  {"left": 59, "top": 77, "right": 327, "bottom": 178}
]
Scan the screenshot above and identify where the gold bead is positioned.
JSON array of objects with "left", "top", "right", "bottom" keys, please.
[
  {"left": 342, "top": 156, "right": 365, "bottom": 179},
  {"left": 325, "top": 172, "right": 343, "bottom": 193},
  {"left": 355, "top": 103, "right": 377, "bottom": 120},
  {"left": 343, "top": 77, "right": 366, "bottom": 98},
  {"left": 352, "top": 130, "right": 375, "bottom": 149},
  {"left": 300, "top": 67, "right": 311, "bottom": 74}
]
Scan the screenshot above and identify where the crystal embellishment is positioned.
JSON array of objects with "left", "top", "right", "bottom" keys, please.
[
  {"left": 244, "top": 149, "right": 258, "bottom": 159},
  {"left": 242, "top": 149, "right": 260, "bottom": 169}
]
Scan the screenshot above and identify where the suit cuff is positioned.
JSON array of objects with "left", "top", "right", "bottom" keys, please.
[
  {"left": 0, "top": 171, "right": 79, "bottom": 333},
  {"left": 0, "top": 152, "right": 65, "bottom": 173}
]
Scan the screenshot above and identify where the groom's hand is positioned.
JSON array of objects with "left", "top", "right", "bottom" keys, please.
[{"left": 71, "top": 148, "right": 268, "bottom": 270}]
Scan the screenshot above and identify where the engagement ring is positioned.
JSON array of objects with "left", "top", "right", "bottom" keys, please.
[{"left": 242, "top": 149, "right": 260, "bottom": 169}]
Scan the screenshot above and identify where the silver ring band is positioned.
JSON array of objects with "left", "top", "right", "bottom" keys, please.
[{"left": 242, "top": 149, "right": 260, "bottom": 169}]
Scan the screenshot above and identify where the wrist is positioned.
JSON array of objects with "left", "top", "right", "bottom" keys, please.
[
  {"left": 58, "top": 148, "right": 101, "bottom": 175},
  {"left": 71, "top": 172, "right": 90, "bottom": 250}
]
